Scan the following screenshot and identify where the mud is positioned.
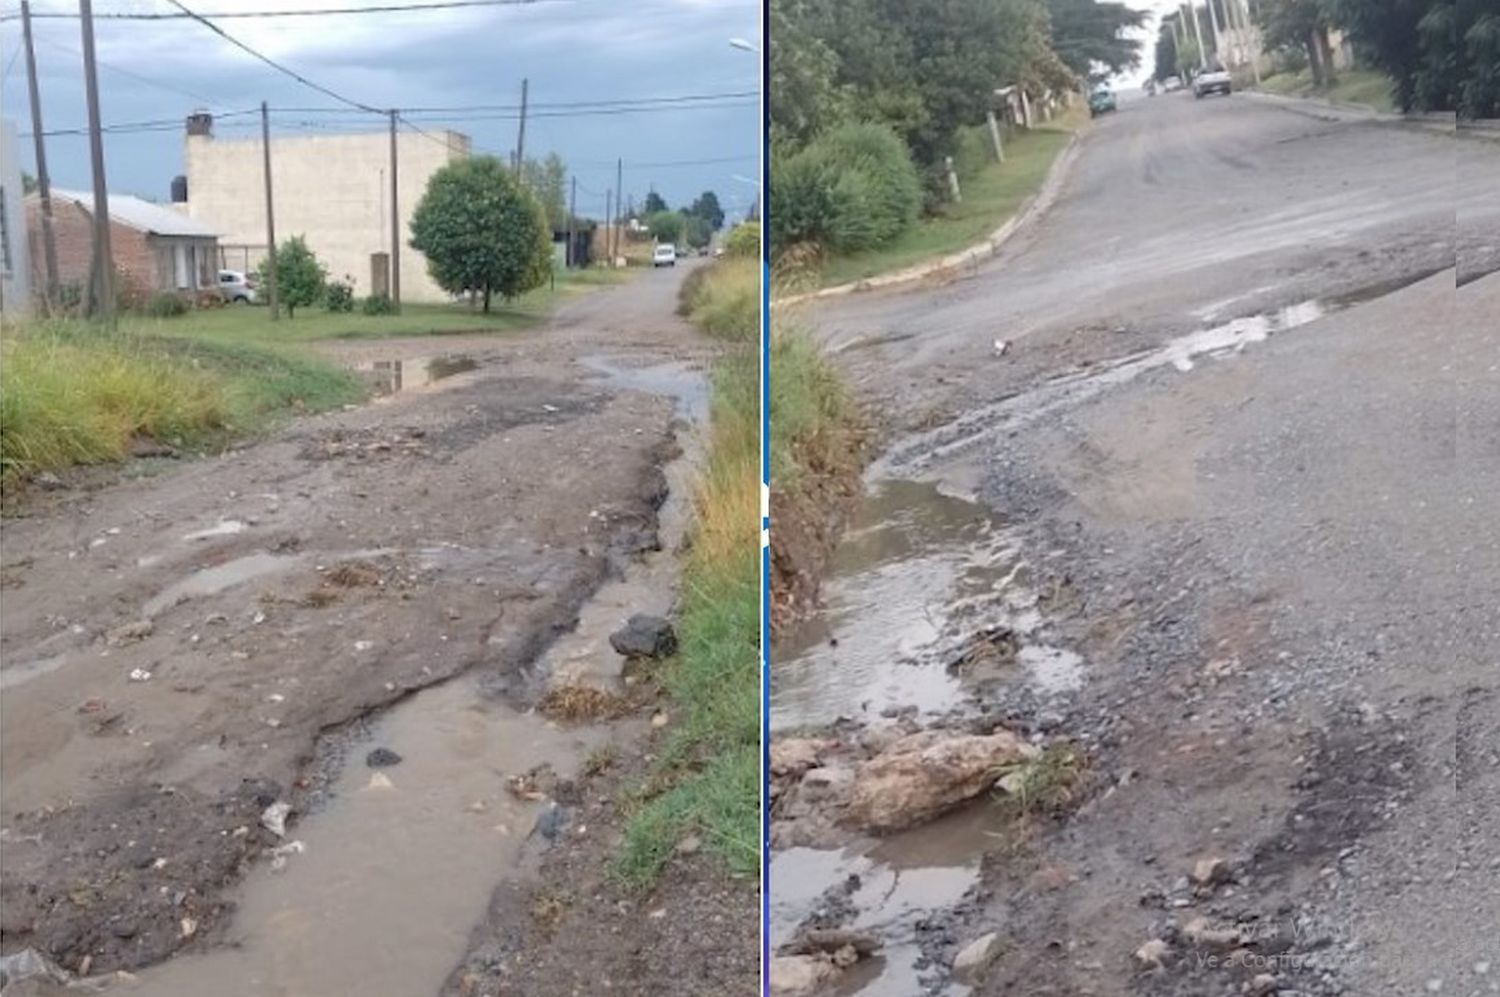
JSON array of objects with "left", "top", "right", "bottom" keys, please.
[{"left": 0, "top": 266, "right": 748, "bottom": 990}]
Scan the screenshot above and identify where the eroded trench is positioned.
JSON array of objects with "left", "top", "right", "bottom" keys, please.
[{"left": 7, "top": 354, "right": 709, "bottom": 997}]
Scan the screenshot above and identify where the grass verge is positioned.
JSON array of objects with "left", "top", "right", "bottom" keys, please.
[
  {"left": 616, "top": 259, "right": 760, "bottom": 885},
  {"left": 123, "top": 267, "right": 633, "bottom": 345},
  {"left": 1258, "top": 68, "right": 1397, "bottom": 113},
  {"left": 817, "top": 110, "right": 1083, "bottom": 288},
  {"left": 1, "top": 322, "right": 362, "bottom": 490}
]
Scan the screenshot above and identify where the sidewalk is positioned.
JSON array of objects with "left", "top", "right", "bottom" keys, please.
[{"left": 1242, "top": 88, "right": 1461, "bottom": 137}]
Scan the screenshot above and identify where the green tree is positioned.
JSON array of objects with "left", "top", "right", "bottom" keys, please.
[
  {"left": 1044, "top": 0, "right": 1145, "bottom": 78},
  {"left": 22, "top": 171, "right": 38, "bottom": 195},
  {"left": 521, "top": 153, "right": 568, "bottom": 231},
  {"left": 767, "top": 0, "right": 848, "bottom": 146},
  {"left": 642, "top": 191, "right": 669, "bottom": 215},
  {"left": 1154, "top": 22, "right": 1180, "bottom": 81},
  {"left": 256, "top": 235, "right": 326, "bottom": 318},
  {"left": 1322, "top": 0, "right": 1442, "bottom": 110},
  {"left": 1257, "top": 0, "right": 1338, "bottom": 87},
  {"left": 410, "top": 156, "right": 552, "bottom": 313},
  {"left": 647, "top": 210, "right": 686, "bottom": 244},
  {"left": 683, "top": 214, "right": 713, "bottom": 250},
  {"left": 688, "top": 190, "right": 726, "bottom": 231}
]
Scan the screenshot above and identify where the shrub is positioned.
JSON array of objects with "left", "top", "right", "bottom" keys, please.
[
  {"left": 142, "top": 292, "right": 189, "bottom": 318},
  {"left": 256, "top": 236, "right": 327, "bottom": 318},
  {"left": 683, "top": 259, "right": 758, "bottom": 342},
  {"left": 769, "top": 122, "right": 920, "bottom": 257},
  {"left": 721, "top": 221, "right": 761, "bottom": 259},
  {"left": 361, "top": 293, "right": 396, "bottom": 315},
  {"left": 325, "top": 280, "right": 354, "bottom": 313}
]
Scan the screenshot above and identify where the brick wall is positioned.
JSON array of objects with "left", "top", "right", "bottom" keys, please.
[{"left": 28, "top": 197, "right": 167, "bottom": 301}]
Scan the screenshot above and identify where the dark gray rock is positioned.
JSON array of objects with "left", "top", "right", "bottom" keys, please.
[
  {"left": 365, "top": 747, "right": 403, "bottom": 768},
  {"left": 608, "top": 614, "right": 677, "bottom": 659}
]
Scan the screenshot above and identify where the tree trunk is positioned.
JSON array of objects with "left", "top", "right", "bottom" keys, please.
[
  {"left": 1315, "top": 28, "right": 1337, "bottom": 86},
  {"left": 482, "top": 285, "right": 492, "bottom": 313},
  {"left": 1306, "top": 32, "right": 1326, "bottom": 88}
]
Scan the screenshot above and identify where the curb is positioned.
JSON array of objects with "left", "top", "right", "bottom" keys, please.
[
  {"left": 1241, "top": 89, "right": 1458, "bottom": 136},
  {"left": 776, "top": 129, "right": 1087, "bottom": 307}
]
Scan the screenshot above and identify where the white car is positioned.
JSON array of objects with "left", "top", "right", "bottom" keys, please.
[
  {"left": 652, "top": 244, "right": 677, "bottom": 268},
  {"left": 218, "top": 269, "right": 258, "bottom": 304},
  {"left": 1194, "top": 68, "right": 1232, "bottom": 98}
]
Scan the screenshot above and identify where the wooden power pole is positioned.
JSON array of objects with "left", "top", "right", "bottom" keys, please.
[
  {"left": 78, "top": 0, "right": 114, "bottom": 324},
  {"left": 514, "top": 78, "right": 528, "bottom": 179},
  {"left": 389, "top": 109, "right": 401, "bottom": 313},
  {"left": 261, "top": 102, "right": 279, "bottom": 320},
  {"left": 613, "top": 157, "right": 623, "bottom": 259},
  {"left": 21, "top": 0, "right": 59, "bottom": 311},
  {"left": 567, "top": 176, "right": 577, "bottom": 268}
]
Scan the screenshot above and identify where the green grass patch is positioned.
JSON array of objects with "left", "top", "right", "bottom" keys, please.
[
  {"left": 677, "top": 258, "right": 759, "bottom": 343},
  {"left": 616, "top": 266, "right": 760, "bottom": 886},
  {"left": 1, "top": 322, "right": 362, "bottom": 489},
  {"left": 1258, "top": 68, "right": 1397, "bottom": 113},
  {"left": 768, "top": 327, "right": 860, "bottom": 486},
  {"left": 124, "top": 267, "right": 632, "bottom": 346},
  {"left": 817, "top": 113, "right": 1082, "bottom": 288}
]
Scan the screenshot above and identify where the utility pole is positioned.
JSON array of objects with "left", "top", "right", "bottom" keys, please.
[
  {"left": 21, "top": 0, "right": 59, "bottom": 312},
  {"left": 613, "top": 157, "right": 623, "bottom": 260},
  {"left": 260, "top": 102, "right": 279, "bottom": 319},
  {"left": 1205, "top": 0, "right": 1222, "bottom": 67},
  {"left": 78, "top": 0, "right": 114, "bottom": 324},
  {"left": 1187, "top": 2, "right": 1207, "bottom": 70},
  {"left": 389, "top": 109, "right": 400, "bottom": 313},
  {"left": 567, "top": 176, "right": 577, "bottom": 268},
  {"left": 514, "top": 78, "right": 528, "bottom": 180},
  {"left": 604, "top": 188, "right": 612, "bottom": 267}
]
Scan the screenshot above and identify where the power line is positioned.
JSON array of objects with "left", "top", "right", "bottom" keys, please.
[
  {"left": 0, "top": 0, "right": 564, "bottom": 21},
  {"left": 36, "top": 34, "right": 222, "bottom": 106},
  {"left": 160, "top": 0, "right": 382, "bottom": 113},
  {"left": 22, "top": 108, "right": 258, "bottom": 138}
]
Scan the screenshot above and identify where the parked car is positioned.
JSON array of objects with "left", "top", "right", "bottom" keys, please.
[
  {"left": 652, "top": 244, "right": 677, "bottom": 268},
  {"left": 218, "top": 269, "right": 258, "bottom": 304},
  {"left": 1162, "top": 75, "right": 1184, "bottom": 92},
  {"left": 1088, "top": 87, "right": 1118, "bottom": 117},
  {"left": 1194, "top": 67, "right": 1233, "bottom": 98}
]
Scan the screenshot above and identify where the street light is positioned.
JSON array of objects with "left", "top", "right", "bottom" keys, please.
[{"left": 728, "top": 37, "right": 759, "bottom": 54}]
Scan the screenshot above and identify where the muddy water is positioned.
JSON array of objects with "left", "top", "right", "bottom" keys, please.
[
  {"left": 880, "top": 298, "right": 1336, "bottom": 475},
  {"left": 353, "top": 354, "right": 480, "bottom": 396},
  {"left": 102, "top": 355, "right": 707, "bottom": 997},
  {"left": 771, "top": 480, "right": 1066, "bottom": 734},
  {"left": 771, "top": 806, "right": 1003, "bottom": 996}
]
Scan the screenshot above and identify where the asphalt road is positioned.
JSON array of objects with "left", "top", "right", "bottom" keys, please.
[{"left": 793, "top": 91, "right": 1499, "bottom": 996}]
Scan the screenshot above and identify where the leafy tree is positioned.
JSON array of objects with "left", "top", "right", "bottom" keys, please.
[
  {"left": 770, "top": 121, "right": 922, "bottom": 255},
  {"left": 683, "top": 214, "right": 713, "bottom": 250},
  {"left": 520, "top": 153, "right": 568, "bottom": 231},
  {"left": 722, "top": 222, "right": 760, "bottom": 258},
  {"left": 688, "top": 190, "right": 726, "bottom": 231},
  {"left": 22, "top": 171, "right": 38, "bottom": 195},
  {"left": 1154, "top": 23, "right": 1180, "bottom": 81},
  {"left": 256, "top": 235, "right": 326, "bottom": 318},
  {"left": 647, "top": 210, "right": 685, "bottom": 245},
  {"left": 642, "top": 191, "right": 669, "bottom": 215},
  {"left": 1257, "top": 0, "right": 1338, "bottom": 87},
  {"left": 767, "top": 0, "right": 848, "bottom": 146},
  {"left": 1322, "top": 0, "right": 1443, "bottom": 110},
  {"left": 1044, "top": 0, "right": 1145, "bottom": 78},
  {"left": 410, "top": 155, "right": 552, "bottom": 313},
  {"left": 1458, "top": 0, "right": 1499, "bottom": 118}
]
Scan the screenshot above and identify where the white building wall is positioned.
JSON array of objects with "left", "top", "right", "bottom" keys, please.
[
  {"left": 1, "top": 118, "right": 32, "bottom": 318},
  {"left": 183, "top": 124, "right": 470, "bottom": 304}
]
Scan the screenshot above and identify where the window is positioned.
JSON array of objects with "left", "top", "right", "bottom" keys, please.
[{"left": 174, "top": 244, "right": 190, "bottom": 289}]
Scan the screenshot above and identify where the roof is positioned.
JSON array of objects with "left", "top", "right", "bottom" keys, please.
[{"left": 50, "top": 189, "right": 219, "bottom": 238}]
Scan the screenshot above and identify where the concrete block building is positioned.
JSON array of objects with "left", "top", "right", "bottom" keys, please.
[
  {"left": 1, "top": 118, "right": 29, "bottom": 317},
  {"left": 179, "top": 112, "right": 470, "bottom": 304}
]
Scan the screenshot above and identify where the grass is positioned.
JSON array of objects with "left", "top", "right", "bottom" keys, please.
[
  {"left": 1, "top": 322, "right": 362, "bottom": 489},
  {"left": 0, "top": 266, "right": 629, "bottom": 491},
  {"left": 122, "top": 267, "right": 632, "bottom": 346},
  {"left": 817, "top": 109, "right": 1084, "bottom": 288},
  {"left": 616, "top": 261, "right": 760, "bottom": 885},
  {"left": 677, "top": 257, "right": 759, "bottom": 342},
  {"left": 1258, "top": 67, "right": 1397, "bottom": 113}
]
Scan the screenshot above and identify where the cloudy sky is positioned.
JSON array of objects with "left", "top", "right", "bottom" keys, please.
[{"left": 1, "top": 0, "right": 761, "bottom": 219}]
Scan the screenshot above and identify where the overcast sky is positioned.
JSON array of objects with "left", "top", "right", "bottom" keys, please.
[{"left": 0, "top": 0, "right": 761, "bottom": 219}]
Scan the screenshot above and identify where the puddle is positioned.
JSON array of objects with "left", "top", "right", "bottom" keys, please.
[
  {"left": 353, "top": 354, "right": 479, "bottom": 396},
  {"left": 883, "top": 298, "right": 1335, "bottom": 473},
  {"left": 111, "top": 357, "right": 707, "bottom": 997},
  {"left": 142, "top": 552, "right": 302, "bottom": 618},
  {"left": 771, "top": 806, "right": 1001, "bottom": 996},
  {"left": 771, "top": 480, "right": 1073, "bottom": 734},
  {"left": 113, "top": 677, "right": 603, "bottom": 997},
  {"left": 578, "top": 354, "right": 710, "bottom": 423}
]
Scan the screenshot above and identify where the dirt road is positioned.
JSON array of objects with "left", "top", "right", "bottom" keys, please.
[
  {"left": 772, "top": 92, "right": 1497, "bottom": 996},
  {"left": 0, "top": 264, "right": 754, "bottom": 993}
]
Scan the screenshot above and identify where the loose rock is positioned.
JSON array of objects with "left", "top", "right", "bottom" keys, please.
[
  {"left": 608, "top": 614, "right": 677, "bottom": 658},
  {"left": 1134, "top": 938, "right": 1171, "bottom": 969},
  {"left": 952, "top": 932, "right": 1003, "bottom": 984},
  {"left": 365, "top": 747, "right": 403, "bottom": 768},
  {"left": 106, "top": 620, "right": 153, "bottom": 646},
  {"left": 767, "top": 955, "right": 839, "bottom": 995},
  {"left": 260, "top": 801, "right": 292, "bottom": 837},
  {"left": 1191, "top": 856, "right": 1233, "bottom": 887},
  {"left": 843, "top": 729, "right": 1039, "bottom": 832}
]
